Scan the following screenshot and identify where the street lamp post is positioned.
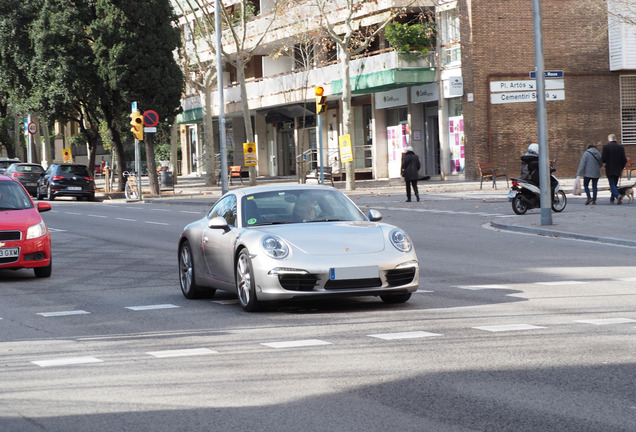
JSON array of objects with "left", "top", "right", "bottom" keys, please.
[{"left": 533, "top": 0, "right": 552, "bottom": 226}]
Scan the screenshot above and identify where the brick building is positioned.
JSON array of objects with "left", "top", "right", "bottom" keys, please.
[{"left": 459, "top": 0, "right": 634, "bottom": 180}]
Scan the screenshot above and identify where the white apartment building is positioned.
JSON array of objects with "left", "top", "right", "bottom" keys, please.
[{"left": 174, "top": 0, "right": 463, "bottom": 182}]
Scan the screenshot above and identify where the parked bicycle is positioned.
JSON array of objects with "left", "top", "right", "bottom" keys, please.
[{"left": 123, "top": 171, "right": 140, "bottom": 200}]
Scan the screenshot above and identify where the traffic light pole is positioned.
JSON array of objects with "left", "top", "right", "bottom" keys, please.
[{"left": 317, "top": 113, "right": 324, "bottom": 185}]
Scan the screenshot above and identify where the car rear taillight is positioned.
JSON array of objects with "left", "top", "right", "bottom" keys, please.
[
  {"left": 512, "top": 180, "right": 519, "bottom": 187},
  {"left": 84, "top": 176, "right": 94, "bottom": 181},
  {"left": 52, "top": 176, "right": 64, "bottom": 180},
  {"left": 11, "top": 173, "right": 25, "bottom": 178}
]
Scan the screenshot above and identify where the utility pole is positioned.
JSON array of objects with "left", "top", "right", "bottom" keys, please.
[{"left": 533, "top": 0, "right": 552, "bottom": 225}]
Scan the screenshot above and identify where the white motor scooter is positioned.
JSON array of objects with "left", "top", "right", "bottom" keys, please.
[{"left": 509, "top": 159, "right": 567, "bottom": 215}]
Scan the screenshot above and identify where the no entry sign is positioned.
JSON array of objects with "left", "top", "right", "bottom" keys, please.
[{"left": 143, "top": 110, "right": 159, "bottom": 127}]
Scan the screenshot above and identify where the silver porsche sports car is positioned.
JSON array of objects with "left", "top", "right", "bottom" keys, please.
[{"left": 178, "top": 185, "right": 419, "bottom": 311}]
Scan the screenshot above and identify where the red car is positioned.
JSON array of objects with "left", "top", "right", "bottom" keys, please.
[{"left": 0, "top": 175, "right": 52, "bottom": 278}]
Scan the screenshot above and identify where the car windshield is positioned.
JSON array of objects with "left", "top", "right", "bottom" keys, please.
[
  {"left": 242, "top": 189, "right": 366, "bottom": 226},
  {"left": 16, "top": 164, "right": 44, "bottom": 174},
  {"left": 0, "top": 181, "right": 34, "bottom": 210},
  {"left": 59, "top": 165, "right": 89, "bottom": 177}
]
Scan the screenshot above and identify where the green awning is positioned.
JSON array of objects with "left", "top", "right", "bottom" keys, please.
[
  {"left": 177, "top": 107, "right": 203, "bottom": 124},
  {"left": 331, "top": 68, "right": 435, "bottom": 95}
]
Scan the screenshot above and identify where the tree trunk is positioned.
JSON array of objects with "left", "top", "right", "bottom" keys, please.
[
  {"left": 145, "top": 133, "right": 159, "bottom": 195},
  {"left": 237, "top": 62, "right": 257, "bottom": 186},
  {"left": 340, "top": 47, "right": 355, "bottom": 191}
]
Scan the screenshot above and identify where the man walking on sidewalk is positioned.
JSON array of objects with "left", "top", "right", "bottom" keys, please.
[
  {"left": 401, "top": 146, "right": 421, "bottom": 202},
  {"left": 602, "top": 134, "right": 627, "bottom": 204}
]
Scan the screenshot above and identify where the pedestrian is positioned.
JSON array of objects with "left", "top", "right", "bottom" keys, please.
[
  {"left": 401, "top": 146, "right": 421, "bottom": 202},
  {"left": 601, "top": 134, "right": 627, "bottom": 204},
  {"left": 576, "top": 144, "right": 603, "bottom": 205}
]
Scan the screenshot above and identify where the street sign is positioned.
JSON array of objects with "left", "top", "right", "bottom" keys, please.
[
  {"left": 530, "top": 70, "right": 563, "bottom": 79},
  {"left": 27, "top": 121, "right": 37, "bottom": 135},
  {"left": 490, "top": 90, "right": 565, "bottom": 104},
  {"left": 243, "top": 142, "right": 257, "bottom": 166},
  {"left": 143, "top": 127, "right": 157, "bottom": 133},
  {"left": 490, "top": 79, "right": 564, "bottom": 92},
  {"left": 143, "top": 110, "right": 159, "bottom": 127}
]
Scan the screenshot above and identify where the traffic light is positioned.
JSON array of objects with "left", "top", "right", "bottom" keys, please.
[
  {"left": 315, "top": 86, "right": 327, "bottom": 114},
  {"left": 130, "top": 111, "right": 144, "bottom": 140}
]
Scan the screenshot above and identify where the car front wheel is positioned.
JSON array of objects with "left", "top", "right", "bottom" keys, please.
[
  {"left": 34, "top": 260, "right": 52, "bottom": 278},
  {"left": 236, "top": 249, "right": 261, "bottom": 312},
  {"left": 380, "top": 292, "right": 412, "bottom": 304}
]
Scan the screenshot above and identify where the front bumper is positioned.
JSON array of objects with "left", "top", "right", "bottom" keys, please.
[{"left": 250, "top": 251, "right": 419, "bottom": 301}]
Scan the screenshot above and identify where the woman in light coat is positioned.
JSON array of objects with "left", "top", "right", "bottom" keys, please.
[{"left": 576, "top": 144, "right": 603, "bottom": 205}]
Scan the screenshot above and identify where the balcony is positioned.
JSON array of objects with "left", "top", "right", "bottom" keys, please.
[{"left": 177, "top": 49, "right": 436, "bottom": 123}]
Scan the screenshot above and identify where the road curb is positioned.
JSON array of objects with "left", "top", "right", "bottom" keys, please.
[{"left": 490, "top": 220, "right": 636, "bottom": 247}]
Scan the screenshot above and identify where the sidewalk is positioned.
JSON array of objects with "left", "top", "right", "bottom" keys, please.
[{"left": 96, "top": 175, "right": 636, "bottom": 248}]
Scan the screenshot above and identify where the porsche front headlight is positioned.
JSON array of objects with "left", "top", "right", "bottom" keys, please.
[
  {"left": 389, "top": 228, "right": 412, "bottom": 252},
  {"left": 27, "top": 221, "right": 47, "bottom": 240},
  {"left": 261, "top": 235, "right": 289, "bottom": 259}
]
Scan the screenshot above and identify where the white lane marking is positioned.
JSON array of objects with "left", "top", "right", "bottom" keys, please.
[
  {"left": 457, "top": 284, "right": 509, "bottom": 290},
  {"left": 181, "top": 211, "right": 202, "bottom": 214},
  {"left": 262, "top": 339, "right": 332, "bottom": 349},
  {"left": 126, "top": 304, "right": 180, "bottom": 311},
  {"left": 87, "top": 214, "right": 108, "bottom": 218},
  {"left": 415, "top": 289, "right": 433, "bottom": 293},
  {"left": 575, "top": 318, "right": 636, "bottom": 325},
  {"left": 144, "top": 221, "right": 170, "bottom": 226},
  {"left": 473, "top": 324, "right": 547, "bottom": 332},
  {"left": 535, "top": 281, "right": 585, "bottom": 286},
  {"left": 37, "top": 310, "right": 90, "bottom": 317},
  {"left": 615, "top": 277, "right": 636, "bottom": 282},
  {"left": 147, "top": 348, "right": 217, "bottom": 358},
  {"left": 150, "top": 208, "right": 171, "bottom": 212},
  {"left": 32, "top": 356, "right": 103, "bottom": 367},
  {"left": 369, "top": 331, "right": 442, "bottom": 340},
  {"left": 115, "top": 217, "right": 137, "bottom": 221},
  {"left": 48, "top": 228, "right": 67, "bottom": 232},
  {"left": 375, "top": 206, "right": 505, "bottom": 218},
  {"left": 65, "top": 212, "right": 82, "bottom": 215}
]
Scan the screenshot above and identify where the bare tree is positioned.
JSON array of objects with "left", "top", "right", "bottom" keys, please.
[
  {"left": 313, "top": 0, "right": 415, "bottom": 190},
  {"left": 175, "top": 0, "right": 219, "bottom": 185},
  {"left": 220, "top": 0, "right": 284, "bottom": 186}
]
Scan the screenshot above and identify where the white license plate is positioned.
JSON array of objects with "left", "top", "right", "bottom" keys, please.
[
  {"left": 27, "top": 182, "right": 37, "bottom": 186},
  {"left": 508, "top": 190, "right": 517, "bottom": 199},
  {"left": 330, "top": 266, "right": 379, "bottom": 280},
  {"left": 67, "top": 186, "right": 82, "bottom": 191},
  {"left": 0, "top": 247, "right": 19, "bottom": 258}
]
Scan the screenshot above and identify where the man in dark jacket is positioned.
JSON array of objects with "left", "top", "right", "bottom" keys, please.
[
  {"left": 601, "top": 134, "right": 627, "bottom": 204},
  {"left": 401, "top": 146, "right": 421, "bottom": 202}
]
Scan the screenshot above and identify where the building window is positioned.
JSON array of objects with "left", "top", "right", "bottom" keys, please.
[{"left": 620, "top": 75, "right": 636, "bottom": 145}]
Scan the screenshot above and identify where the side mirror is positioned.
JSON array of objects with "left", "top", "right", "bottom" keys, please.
[
  {"left": 367, "top": 209, "right": 382, "bottom": 222},
  {"left": 37, "top": 202, "right": 52, "bottom": 213},
  {"left": 208, "top": 216, "right": 230, "bottom": 232}
]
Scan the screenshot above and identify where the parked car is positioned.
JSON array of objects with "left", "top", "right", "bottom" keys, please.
[
  {"left": 4, "top": 163, "right": 45, "bottom": 197},
  {"left": 37, "top": 163, "right": 95, "bottom": 201},
  {"left": 0, "top": 158, "right": 21, "bottom": 174},
  {"left": 178, "top": 185, "right": 419, "bottom": 311},
  {"left": 0, "top": 175, "right": 52, "bottom": 278}
]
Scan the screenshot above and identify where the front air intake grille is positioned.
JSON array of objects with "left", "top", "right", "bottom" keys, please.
[
  {"left": 0, "top": 231, "right": 21, "bottom": 241},
  {"left": 386, "top": 268, "right": 416, "bottom": 286},
  {"left": 324, "top": 278, "right": 382, "bottom": 290},
  {"left": 278, "top": 274, "right": 318, "bottom": 291}
]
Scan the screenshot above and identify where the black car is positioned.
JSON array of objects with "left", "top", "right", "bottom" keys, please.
[
  {"left": 0, "top": 158, "right": 21, "bottom": 174},
  {"left": 37, "top": 163, "right": 96, "bottom": 201},
  {"left": 4, "top": 163, "right": 45, "bottom": 196}
]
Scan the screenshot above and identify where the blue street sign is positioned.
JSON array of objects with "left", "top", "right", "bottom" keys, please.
[{"left": 530, "top": 70, "right": 564, "bottom": 79}]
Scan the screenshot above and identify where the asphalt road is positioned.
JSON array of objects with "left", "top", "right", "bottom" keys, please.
[{"left": 1, "top": 192, "right": 635, "bottom": 432}]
